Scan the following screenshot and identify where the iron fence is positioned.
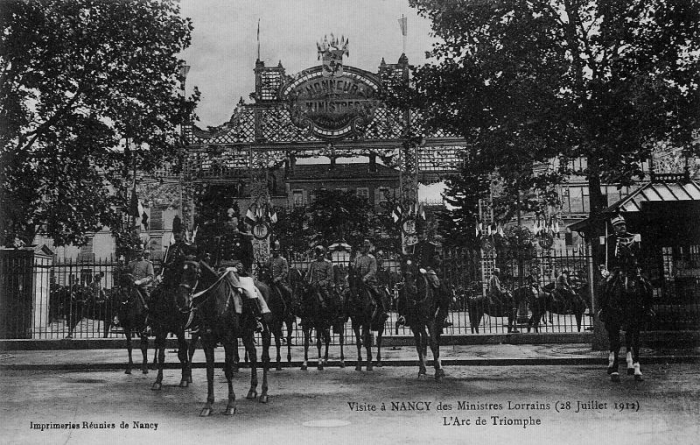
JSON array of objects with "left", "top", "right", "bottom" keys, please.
[{"left": 1, "top": 248, "right": 698, "bottom": 341}]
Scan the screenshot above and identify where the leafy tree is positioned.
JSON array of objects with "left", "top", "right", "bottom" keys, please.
[
  {"left": 0, "top": 0, "right": 199, "bottom": 247},
  {"left": 408, "top": 0, "right": 700, "bottom": 260},
  {"left": 306, "top": 189, "right": 378, "bottom": 251}
]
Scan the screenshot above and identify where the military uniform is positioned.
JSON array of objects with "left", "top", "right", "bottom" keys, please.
[
  {"left": 306, "top": 255, "right": 336, "bottom": 308},
  {"left": 405, "top": 238, "right": 452, "bottom": 328},
  {"left": 354, "top": 251, "right": 388, "bottom": 314}
]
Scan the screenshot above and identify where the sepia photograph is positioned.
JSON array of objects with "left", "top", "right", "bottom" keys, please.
[{"left": 1, "top": 1, "right": 699, "bottom": 444}]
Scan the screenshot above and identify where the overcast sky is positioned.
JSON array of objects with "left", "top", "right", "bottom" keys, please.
[{"left": 179, "top": 0, "right": 436, "bottom": 128}]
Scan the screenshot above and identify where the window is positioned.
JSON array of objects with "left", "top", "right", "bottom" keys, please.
[
  {"left": 292, "top": 190, "right": 304, "bottom": 206},
  {"left": 356, "top": 187, "right": 369, "bottom": 200},
  {"left": 377, "top": 187, "right": 390, "bottom": 203}
]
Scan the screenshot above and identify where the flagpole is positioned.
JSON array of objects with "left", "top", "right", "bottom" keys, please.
[{"left": 257, "top": 18, "right": 260, "bottom": 61}]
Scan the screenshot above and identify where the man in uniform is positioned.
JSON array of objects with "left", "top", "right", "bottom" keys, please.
[
  {"left": 216, "top": 216, "right": 271, "bottom": 331},
  {"left": 553, "top": 268, "right": 574, "bottom": 312},
  {"left": 267, "top": 240, "right": 293, "bottom": 306},
  {"left": 162, "top": 229, "right": 196, "bottom": 287},
  {"left": 400, "top": 231, "right": 452, "bottom": 329},
  {"left": 488, "top": 267, "right": 506, "bottom": 305},
  {"left": 599, "top": 214, "right": 653, "bottom": 381},
  {"left": 353, "top": 239, "right": 389, "bottom": 321},
  {"left": 129, "top": 249, "right": 155, "bottom": 306},
  {"left": 306, "top": 245, "right": 336, "bottom": 311}
]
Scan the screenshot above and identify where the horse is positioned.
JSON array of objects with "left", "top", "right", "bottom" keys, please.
[
  {"left": 346, "top": 265, "right": 387, "bottom": 371},
  {"left": 528, "top": 283, "right": 589, "bottom": 332},
  {"left": 466, "top": 282, "right": 520, "bottom": 334},
  {"left": 297, "top": 275, "right": 344, "bottom": 371},
  {"left": 398, "top": 259, "right": 445, "bottom": 381},
  {"left": 149, "top": 262, "right": 194, "bottom": 391},
  {"left": 600, "top": 270, "right": 653, "bottom": 382},
  {"left": 65, "top": 284, "right": 117, "bottom": 339},
  {"left": 256, "top": 262, "right": 296, "bottom": 369},
  {"left": 181, "top": 261, "right": 269, "bottom": 416},
  {"left": 115, "top": 273, "right": 151, "bottom": 374}
]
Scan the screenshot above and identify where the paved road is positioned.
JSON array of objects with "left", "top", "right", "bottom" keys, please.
[{"left": 1, "top": 360, "right": 698, "bottom": 445}]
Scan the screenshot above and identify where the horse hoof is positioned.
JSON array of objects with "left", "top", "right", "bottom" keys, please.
[
  {"left": 355, "top": 365, "right": 362, "bottom": 371},
  {"left": 317, "top": 364, "right": 324, "bottom": 371},
  {"left": 259, "top": 395, "right": 269, "bottom": 404},
  {"left": 224, "top": 406, "right": 237, "bottom": 415},
  {"left": 200, "top": 407, "right": 212, "bottom": 417},
  {"left": 435, "top": 369, "right": 446, "bottom": 382},
  {"left": 142, "top": 369, "right": 149, "bottom": 375},
  {"left": 151, "top": 382, "right": 162, "bottom": 391},
  {"left": 607, "top": 367, "right": 615, "bottom": 375},
  {"left": 179, "top": 380, "right": 189, "bottom": 388},
  {"left": 610, "top": 373, "right": 621, "bottom": 383},
  {"left": 276, "top": 365, "right": 283, "bottom": 371},
  {"left": 187, "top": 376, "right": 192, "bottom": 383},
  {"left": 367, "top": 364, "right": 373, "bottom": 371},
  {"left": 634, "top": 374, "right": 644, "bottom": 382},
  {"left": 125, "top": 369, "right": 132, "bottom": 375},
  {"left": 339, "top": 360, "right": 346, "bottom": 368},
  {"left": 301, "top": 364, "right": 308, "bottom": 371},
  {"left": 246, "top": 390, "right": 258, "bottom": 400}
]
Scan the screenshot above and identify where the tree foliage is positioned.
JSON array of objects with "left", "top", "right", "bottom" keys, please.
[
  {"left": 0, "top": 0, "right": 199, "bottom": 247},
  {"left": 408, "top": 0, "right": 700, "bottom": 246}
]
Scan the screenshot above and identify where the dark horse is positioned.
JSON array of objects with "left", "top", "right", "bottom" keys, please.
[
  {"left": 466, "top": 283, "right": 521, "bottom": 334},
  {"left": 149, "top": 262, "right": 194, "bottom": 391},
  {"left": 256, "top": 262, "right": 296, "bottom": 369},
  {"left": 398, "top": 259, "right": 444, "bottom": 381},
  {"left": 600, "top": 271, "right": 653, "bottom": 382},
  {"left": 346, "top": 265, "right": 386, "bottom": 371},
  {"left": 183, "top": 261, "right": 270, "bottom": 416},
  {"left": 115, "top": 273, "right": 150, "bottom": 374},
  {"left": 65, "top": 285, "right": 117, "bottom": 339},
  {"left": 298, "top": 274, "right": 344, "bottom": 371},
  {"left": 528, "top": 283, "right": 589, "bottom": 332}
]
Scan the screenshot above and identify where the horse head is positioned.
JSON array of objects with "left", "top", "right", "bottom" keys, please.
[{"left": 175, "top": 260, "right": 200, "bottom": 313}]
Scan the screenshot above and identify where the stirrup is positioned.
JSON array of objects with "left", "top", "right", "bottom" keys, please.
[
  {"left": 397, "top": 316, "right": 406, "bottom": 326},
  {"left": 255, "top": 319, "right": 264, "bottom": 333}
]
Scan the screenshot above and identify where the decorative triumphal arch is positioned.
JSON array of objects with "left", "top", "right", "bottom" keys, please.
[{"left": 178, "top": 38, "right": 467, "bottom": 260}]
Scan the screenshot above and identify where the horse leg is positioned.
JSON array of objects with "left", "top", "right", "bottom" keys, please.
[
  {"left": 124, "top": 326, "right": 134, "bottom": 374},
  {"left": 412, "top": 326, "right": 427, "bottom": 377},
  {"left": 187, "top": 331, "right": 199, "bottom": 381},
  {"left": 339, "top": 328, "right": 346, "bottom": 368},
  {"left": 323, "top": 328, "right": 331, "bottom": 367},
  {"left": 199, "top": 336, "right": 216, "bottom": 417},
  {"left": 316, "top": 329, "right": 323, "bottom": 370},
  {"left": 273, "top": 324, "right": 283, "bottom": 371},
  {"left": 139, "top": 332, "right": 149, "bottom": 374},
  {"left": 364, "top": 324, "right": 373, "bottom": 371},
  {"left": 606, "top": 321, "right": 621, "bottom": 382},
  {"left": 353, "top": 321, "right": 363, "bottom": 371},
  {"left": 260, "top": 328, "right": 271, "bottom": 402},
  {"left": 427, "top": 321, "right": 444, "bottom": 382},
  {"left": 285, "top": 317, "right": 293, "bottom": 364},
  {"left": 222, "top": 336, "right": 238, "bottom": 415},
  {"left": 245, "top": 334, "right": 259, "bottom": 401},
  {"left": 301, "top": 327, "right": 309, "bottom": 371},
  {"left": 375, "top": 324, "right": 384, "bottom": 367},
  {"left": 151, "top": 333, "right": 166, "bottom": 390},
  {"left": 177, "top": 332, "right": 190, "bottom": 388},
  {"left": 631, "top": 325, "right": 643, "bottom": 381}
]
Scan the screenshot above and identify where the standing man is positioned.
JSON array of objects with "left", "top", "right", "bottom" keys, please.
[
  {"left": 353, "top": 239, "right": 389, "bottom": 321},
  {"left": 306, "top": 245, "right": 336, "bottom": 310}
]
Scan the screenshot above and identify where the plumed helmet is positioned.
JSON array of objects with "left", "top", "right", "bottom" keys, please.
[
  {"left": 611, "top": 215, "right": 626, "bottom": 226},
  {"left": 314, "top": 245, "right": 325, "bottom": 255}
]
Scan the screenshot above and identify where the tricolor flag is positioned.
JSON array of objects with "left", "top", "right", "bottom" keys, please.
[
  {"left": 391, "top": 205, "right": 403, "bottom": 224},
  {"left": 245, "top": 206, "right": 257, "bottom": 226},
  {"left": 398, "top": 14, "right": 407, "bottom": 37}
]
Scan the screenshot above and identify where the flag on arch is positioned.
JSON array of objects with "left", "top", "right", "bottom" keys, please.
[{"left": 398, "top": 15, "right": 407, "bottom": 36}]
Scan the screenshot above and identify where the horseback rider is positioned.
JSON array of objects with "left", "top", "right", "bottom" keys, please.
[
  {"left": 90, "top": 272, "right": 106, "bottom": 303},
  {"left": 599, "top": 214, "right": 654, "bottom": 381},
  {"left": 553, "top": 268, "right": 574, "bottom": 312},
  {"left": 162, "top": 229, "right": 196, "bottom": 287},
  {"left": 128, "top": 249, "right": 155, "bottom": 307},
  {"left": 266, "top": 240, "right": 293, "bottom": 305},
  {"left": 305, "top": 245, "right": 337, "bottom": 312},
  {"left": 353, "top": 239, "right": 390, "bottom": 322},
  {"left": 488, "top": 268, "right": 506, "bottom": 304},
  {"left": 215, "top": 215, "right": 272, "bottom": 331},
  {"left": 399, "top": 231, "right": 452, "bottom": 329}
]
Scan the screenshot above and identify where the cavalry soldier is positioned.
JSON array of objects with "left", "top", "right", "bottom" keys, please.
[
  {"left": 353, "top": 239, "right": 389, "bottom": 321},
  {"left": 553, "top": 268, "right": 574, "bottom": 312},
  {"left": 162, "top": 229, "right": 196, "bottom": 286},
  {"left": 306, "top": 245, "right": 337, "bottom": 311},
  {"left": 128, "top": 249, "right": 155, "bottom": 305},
  {"left": 401, "top": 231, "right": 452, "bottom": 329},
  {"left": 215, "top": 215, "right": 272, "bottom": 331},
  {"left": 487, "top": 267, "right": 506, "bottom": 304},
  {"left": 599, "top": 214, "right": 654, "bottom": 381},
  {"left": 266, "top": 240, "right": 293, "bottom": 305}
]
